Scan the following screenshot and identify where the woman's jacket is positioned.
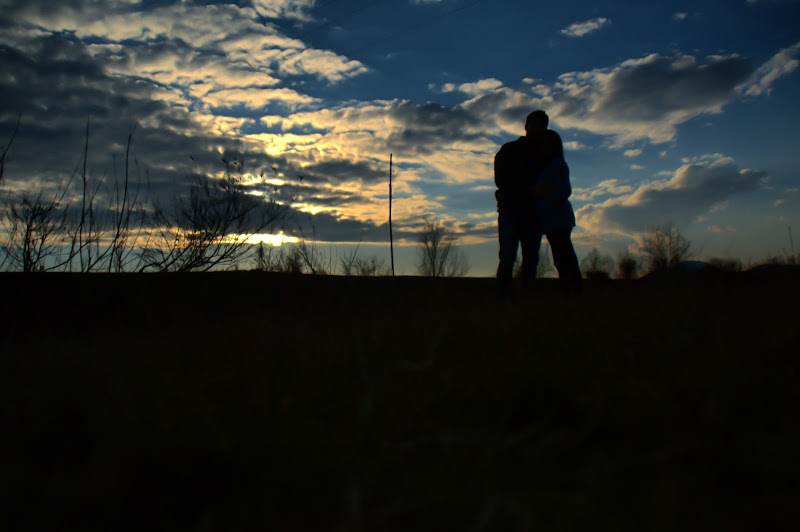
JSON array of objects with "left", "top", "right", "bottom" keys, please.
[{"left": 535, "top": 157, "right": 575, "bottom": 233}]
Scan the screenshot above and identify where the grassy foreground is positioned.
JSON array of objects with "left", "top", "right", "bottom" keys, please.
[{"left": 1, "top": 271, "right": 799, "bottom": 530}]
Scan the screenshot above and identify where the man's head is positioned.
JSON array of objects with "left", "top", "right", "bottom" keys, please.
[{"left": 525, "top": 110, "right": 549, "bottom": 139}]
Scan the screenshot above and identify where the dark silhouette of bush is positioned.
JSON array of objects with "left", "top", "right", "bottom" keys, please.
[
  {"left": 707, "top": 257, "right": 743, "bottom": 272},
  {"left": 581, "top": 248, "right": 614, "bottom": 280},
  {"left": 616, "top": 250, "right": 640, "bottom": 280}
]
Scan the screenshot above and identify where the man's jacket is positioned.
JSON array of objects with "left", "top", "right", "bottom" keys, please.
[{"left": 494, "top": 137, "right": 542, "bottom": 214}]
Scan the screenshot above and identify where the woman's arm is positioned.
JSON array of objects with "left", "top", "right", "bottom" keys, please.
[{"left": 531, "top": 159, "right": 570, "bottom": 200}]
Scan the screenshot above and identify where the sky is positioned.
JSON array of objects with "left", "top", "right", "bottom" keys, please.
[{"left": 1, "top": 0, "right": 799, "bottom": 276}]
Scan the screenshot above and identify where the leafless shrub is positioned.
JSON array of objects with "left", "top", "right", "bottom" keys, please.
[
  {"left": 639, "top": 223, "right": 692, "bottom": 273},
  {"left": 140, "top": 158, "right": 291, "bottom": 272},
  {"left": 2, "top": 186, "right": 71, "bottom": 271},
  {"left": 581, "top": 248, "right": 615, "bottom": 280},
  {"left": 293, "top": 226, "right": 335, "bottom": 275},
  {"left": 352, "top": 256, "right": 388, "bottom": 276},
  {"left": 416, "top": 217, "right": 470, "bottom": 277},
  {"left": 1, "top": 119, "right": 147, "bottom": 272},
  {"left": 616, "top": 250, "right": 640, "bottom": 280},
  {"left": 339, "top": 234, "right": 389, "bottom": 276},
  {"left": 254, "top": 242, "right": 281, "bottom": 272},
  {"left": 106, "top": 128, "right": 150, "bottom": 272}
]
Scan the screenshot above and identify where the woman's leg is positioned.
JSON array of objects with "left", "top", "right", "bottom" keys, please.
[{"left": 546, "top": 229, "right": 582, "bottom": 292}]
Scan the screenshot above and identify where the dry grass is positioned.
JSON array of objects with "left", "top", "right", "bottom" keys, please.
[{"left": 1, "top": 272, "right": 799, "bottom": 530}]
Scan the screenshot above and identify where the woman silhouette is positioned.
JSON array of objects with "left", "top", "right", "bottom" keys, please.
[{"left": 530, "top": 129, "right": 582, "bottom": 293}]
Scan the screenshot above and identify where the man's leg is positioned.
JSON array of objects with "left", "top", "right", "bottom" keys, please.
[
  {"left": 497, "top": 211, "right": 520, "bottom": 297},
  {"left": 546, "top": 229, "right": 582, "bottom": 293},
  {"left": 519, "top": 222, "right": 543, "bottom": 295}
]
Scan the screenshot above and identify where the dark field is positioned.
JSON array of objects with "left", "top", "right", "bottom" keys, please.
[{"left": 2, "top": 272, "right": 799, "bottom": 530}]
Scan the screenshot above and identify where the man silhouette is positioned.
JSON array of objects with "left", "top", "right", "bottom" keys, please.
[{"left": 494, "top": 110, "right": 548, "bottom": 297}]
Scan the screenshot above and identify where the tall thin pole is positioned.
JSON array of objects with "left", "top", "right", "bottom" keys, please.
[{"left": 389, "top": 153, "right": 395, "bottom": 276}]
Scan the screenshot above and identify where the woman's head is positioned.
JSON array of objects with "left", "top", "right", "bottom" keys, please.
[{"left": 543, "top": 129, "right": 564, "bottom": 161}]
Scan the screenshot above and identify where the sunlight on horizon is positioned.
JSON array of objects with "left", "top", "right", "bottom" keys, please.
[{"left": 242, "top": 232, "right": 300, "bottom": 246}]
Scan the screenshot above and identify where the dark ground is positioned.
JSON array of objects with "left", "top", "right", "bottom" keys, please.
[{"left": 1, "top": 271, "right": 799, "bottom": 530}]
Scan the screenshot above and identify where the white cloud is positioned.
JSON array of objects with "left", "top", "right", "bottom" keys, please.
[
  {"left": 202, "top": 87, "right": 320, "bottom": 111},
  {"left": 572, "top": 179, "right": 635, "bottom": 201},
  {"left": 737, "top": 41, "right": 800, "bottom": 97},
  {"left": 563, "top": 141, "right": 586, "bottom": 151},
  {"left": 560, "top": 17, "right": 610, "bottom": 38},
  {"left": 673, "top": 12, "right": 688, "bottom": 20},
  {"left": 253, "top": 0, "right": 316, "bottom": 19},
  {"left": 442, "top": 78, "right": 504, "bottom": 96},
  {"left": 624, "top": 149, "right": 643, "bottom": 158},
  {"left": 3, "top": 0, "right": 368, "bottom": 109}
]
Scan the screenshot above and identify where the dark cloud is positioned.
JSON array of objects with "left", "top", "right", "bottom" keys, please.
[
  {"left": 578, "top": 157, "right": 768, "bottom": 233},
  {"left": 282, "top": 209, "right": 394, "bottom": 243},
  {"left": 386, "top": 101, "right": 484, "bottom": 154},
  {"left": 548, "top": 53, "right": 762, "bottom": 144},
  {"left": 298, "top": 159, "right": 386, "bottom": 184},
  {"left": 594, "top": 55, "right": 752, "bottom": 121},
  {"left": 0, "top": 27, "right": 293, "bottom": 208}
]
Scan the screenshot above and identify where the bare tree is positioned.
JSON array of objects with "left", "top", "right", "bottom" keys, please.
[
  {"left": 2, "top": 186, "right": 71, "bottom": 271},
  {"left": 639, "top": 223, "right": 692, "bottom": 273},
  {"left": 293, "top": 226, "right": 334, "bottom": 275},
  {"left": 581, "top": 248, "right": 615, "bottom": 280},
  {"left": 141, "top": 158, "right": 292, "bottom": 272},
  {"left": 416, "top": 217, "right": 470, "bottom": 277}
]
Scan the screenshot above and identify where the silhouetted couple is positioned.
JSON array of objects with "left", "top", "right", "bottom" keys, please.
[{"left": 495, "top": 110, "right": 581, "bottom": 298}]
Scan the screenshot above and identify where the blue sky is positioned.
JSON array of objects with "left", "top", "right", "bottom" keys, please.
[{"left": 1, "top": 0, "right": 799, "bottom": 275}]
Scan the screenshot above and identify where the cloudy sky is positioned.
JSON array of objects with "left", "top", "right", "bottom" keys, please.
[{"left": 1, "top": 0, "right": 799, "bottom": 275}]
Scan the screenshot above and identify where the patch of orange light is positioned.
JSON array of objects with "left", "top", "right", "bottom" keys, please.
[{"left": 241, "top": 232, "right": 300, "bottom": 246}]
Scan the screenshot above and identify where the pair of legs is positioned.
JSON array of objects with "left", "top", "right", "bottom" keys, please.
[
  {"left": 528, "top": 229, "right": 582, "bottom": 294},
  {"left": 497, "top": 210, "right": 539, "bottom": 295},
  {"left": 497, "top": 210, "right": 581, "bottom": 295}
]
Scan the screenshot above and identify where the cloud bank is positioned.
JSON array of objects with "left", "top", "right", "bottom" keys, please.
[
  {"left": 577, "top": 155, "right": 768, "bottom": 237},
  {"left": 0, "top": 0, "right": 797, "bottom": 248}
]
